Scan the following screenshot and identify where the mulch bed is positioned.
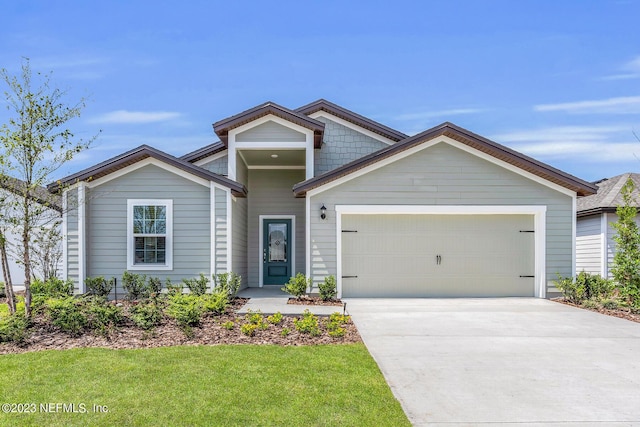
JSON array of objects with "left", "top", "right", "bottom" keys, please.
[
  {"left": 287, "top": 296, "right": 344, "bottom": 307},
  {"left": 552, "top": 298, "right": 640, "bottom": 323},
  {"left": 0, "top": 298, "right": 361, "bottom": 355}
]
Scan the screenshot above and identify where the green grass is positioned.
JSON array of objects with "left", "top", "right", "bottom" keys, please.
[{"left": 0, "top": 344, "right": 410, "bottom": 427}]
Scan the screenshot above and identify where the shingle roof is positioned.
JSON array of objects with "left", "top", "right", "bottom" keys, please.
[
  {"left": 180, "top": 141, "right": 226, "bottom": 163},
  {"left": 576, "top": 173, "right": 640, "bottom": 216},
  {"left": 0, "top": 176, "right": 62, "bottom": 212}
]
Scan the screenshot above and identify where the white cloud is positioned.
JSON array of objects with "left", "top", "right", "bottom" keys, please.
[
  {"left": 395, "top": 108, "right": 486, "bottom": 121},
  {"left": 89, "top": 110, "right": 183, "bottom": 124},
  {"left": 534, "top": 96, "right": 640, "bottom": 114},
  {"left": 601, "top": 56, "right": 640, "bottom": 80}
]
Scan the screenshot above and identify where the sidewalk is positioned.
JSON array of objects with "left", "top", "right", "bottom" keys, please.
[{"left": 236, "top": 287, "right": 345, "bottom": 316}]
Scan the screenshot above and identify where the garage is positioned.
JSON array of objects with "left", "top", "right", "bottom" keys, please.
[{"left": 340, "top": 213, "right": 535, "bottom": 298}]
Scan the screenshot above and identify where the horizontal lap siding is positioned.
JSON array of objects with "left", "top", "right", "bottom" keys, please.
[
  {"left": 236, "top": 121, "right": 305, "bottom": 142},
  {"left": 200, "top": 156, "right": 228, "bottom": 176},
  {"left": 66, "top": 191, "right": 80, "bottom": 292},
  {"left": 576, "top": 215, "right": 602, "bottom": 275},
  {"left": 87, "top": 164, "right": 210, "bottom": 295},
  {"left": 309, "top": 142, "right": 573, "bottom": 295}
]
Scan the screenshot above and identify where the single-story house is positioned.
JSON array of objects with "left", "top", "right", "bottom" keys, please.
[
  {"left": 576, "top": 173, "right": 640, "bottom": 278},
  {"left": 49, "top": 99, "right": 597, "bottom": 298}
]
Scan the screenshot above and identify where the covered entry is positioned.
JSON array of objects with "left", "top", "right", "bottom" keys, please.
[{"left": 338, "top": 207, "right": 544, "bottom": 298}]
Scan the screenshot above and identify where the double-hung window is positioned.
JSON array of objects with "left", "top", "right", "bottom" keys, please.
[{"left": 127, "top": 200, "right": 173, "bottom": 270}]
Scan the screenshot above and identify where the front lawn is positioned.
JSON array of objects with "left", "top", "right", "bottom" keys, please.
[{"left": 0, "top": 344, "right": 410, "bottom": 427}]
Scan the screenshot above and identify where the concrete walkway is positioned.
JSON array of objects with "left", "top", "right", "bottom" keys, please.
[
  {"left": 236, "top": 287, "right": 345, "bottom": 315},
  {"left": 344, "top": 298, "right": 640, "bottom": 426}
]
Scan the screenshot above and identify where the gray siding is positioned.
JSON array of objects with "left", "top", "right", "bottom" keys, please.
[
  {"left": 214, "top": 187, "right": 228, "bottom": 277},
  {"left": 236, "top": 121, "right": 305, "bottom": 142},
  {"left": 200, "top": 155, "right": 228, "bottom": 176},
  {"left": 232, "top": 196, "right": 248, "bottom": 289},
  {"left": 86, "top": 164, "right": 211, "bottom": 295},
  {"left": 314, "top": 117, "right": 389, "bottom": 176},
  {"left": 247, "top": 169, "right": 305, "bottom": 286},
  {"left": 576, "top": 215, "right": 602, "bottom": 275},
  {"left": 309, "top": 142, "right": 574, "bottom": 296},
  {"left": 65, "top": 190, "right": 80, "bottom": 292}
]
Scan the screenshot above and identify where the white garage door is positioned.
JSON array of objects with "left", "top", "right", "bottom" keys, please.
[{"left": 341, "top": 214, "right": 535, "bottom": 297}]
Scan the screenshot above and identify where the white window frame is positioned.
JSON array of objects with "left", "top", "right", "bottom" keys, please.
[{"left": 127, "top": 199, "right": 173, "bottom": 271}]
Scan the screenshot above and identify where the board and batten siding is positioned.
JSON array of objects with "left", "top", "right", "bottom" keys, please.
[
  {"left": 236, "top": 121, "right": 305, "bottom": 142},
  {"left": 86, "top": 164, "right": 211, "bottom": 295},
  {"left": 576, "top": 215, "right": 602, "bottom": 275},
  {"left": 247, "top": 169, "right": 305, "bottom": 286},
  {"left": 309, "top": 141, "right": 574, "bottom": 296}
]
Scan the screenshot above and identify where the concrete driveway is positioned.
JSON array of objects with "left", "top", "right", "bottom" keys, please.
[{"left": 344, "top": 298, "right": 640, "bottom": 426}]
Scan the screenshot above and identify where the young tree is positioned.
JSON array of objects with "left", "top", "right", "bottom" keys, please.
[
  {"left": 0, "top": 58, "right": 97, "bottom": 316},
  {"left": 611, "top": 177, "right": 640, "bottom": 306}
]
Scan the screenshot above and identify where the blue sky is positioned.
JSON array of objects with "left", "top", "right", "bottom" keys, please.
[{"left": 1, "top": 0, "right": 639, "bottom": 182}]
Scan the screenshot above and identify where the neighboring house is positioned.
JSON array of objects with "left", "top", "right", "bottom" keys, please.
[
  {"left": 0, "top": 177, "right": 63, "bottom": 287},
  {"left": 49, "top": 99, "right": 597, "bottom": 298},
  {"left": 576, "top": 173, "right": 640, "bottom": 278}
]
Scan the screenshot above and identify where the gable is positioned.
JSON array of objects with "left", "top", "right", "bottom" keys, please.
[{"left": 236, "top": 120, "right": 306, "bottom": 142}]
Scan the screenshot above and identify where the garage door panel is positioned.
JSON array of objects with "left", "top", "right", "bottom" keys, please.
[{"left": 342, "top": 214, "right": 534, "bottom": 297}]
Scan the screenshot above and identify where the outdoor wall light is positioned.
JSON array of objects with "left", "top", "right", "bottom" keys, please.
[{"left": 320, "top": 204, "right": 327, "bottom": 220}]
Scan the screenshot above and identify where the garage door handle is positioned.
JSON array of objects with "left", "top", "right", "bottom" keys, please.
[
  {"left": 342, "top": 275, "right": 358, "bottom": 278},
  {"left": 519, "top": 275, "right": 534, "bottom": 278},
  {"left": 436, "top": 255, "right": 442, "bottom": 265}
]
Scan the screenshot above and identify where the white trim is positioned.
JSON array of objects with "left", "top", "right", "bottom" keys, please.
[
  {"left": 61, "top": 190, "right": 68, "bottom": 282},
  {"left": 307, "top": 136, "right": 576, "bottom": 198},
  {"left": 86, "top": 157, "right": 211, "bottom": 189},
  {"left": 193, "top": 150, "right": 228, "bottom": 167},
  {"left": 308, "top": 111, "right": 396, "bottom": 145},
  {"left": 232, "top": 114, "right": 313, "bottom": 137},
  {"left": 571, "top": 195, "right": 577, "bottom": 279},
  {"left": 226, "top": 190, "right": 232, "bottom": 273},
  {"left": 334, "top": 205, "right": 547, "bottom": 299},
  {"left": 305, "top": 130, "right": 314, "bottom": 180},
  {"left": 210, "top": 183, "right": 216, "bottom": 282},
  {"left": 305, "top": 196, "right": 311, "bottom": 280},
  {"left": 247, "top": 165, "right": 306, "bottom": 170},
  {"left": 258, "top": 215, "right": 296, "bottom": 287},
  {"left": 236, "top": 141, "right": 309, "bottom": 149},
  {"left": 77, "top": 183, "right": 86, "bottom": 292},
  {"left": 126, "top": 199, "right": 173, "bottom": 271},
  {"left": 601, "top": 212, "right": 608, "bottom": 278}
]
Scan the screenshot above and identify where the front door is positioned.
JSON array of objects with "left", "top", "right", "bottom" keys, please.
[{"left": 263, "top": 219, "right": 292, "bottom": 285}]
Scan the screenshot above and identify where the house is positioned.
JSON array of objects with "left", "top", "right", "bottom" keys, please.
[
  {"left": 576, "top": 173, "right": 640, "bottom": 278},
  {"left": 49, "top": 99, "right": 597, "bottom": 298},
  {"left": 0, "top": 177, "right": 63, "bottom": 287}
]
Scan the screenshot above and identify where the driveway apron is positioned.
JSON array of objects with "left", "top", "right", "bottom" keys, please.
[{"left": 344, "top": 298, "right": 640, "bottom": 426}]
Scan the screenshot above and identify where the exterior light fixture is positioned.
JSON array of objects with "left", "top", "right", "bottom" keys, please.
[
  {"left": 320, "top": 204, "right": 327, "bottom": 220},
  {"left": 271, "top": 154, "right": 279, "bottom": 158}
]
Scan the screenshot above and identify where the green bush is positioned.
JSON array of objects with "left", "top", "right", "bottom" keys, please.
[
  {"left": 554, "top": 274, "right": 585, "bottom": 304},
  {"left": 602, "top": 299, "right": 620, "bottom": 310},
  {"left": 266, "top": 312, "right": 283, "bottom": 325},
  {"left": 182, "top": 273, "right": 209, "bottom": 296},
  {"left": 214, "top": 272, "right": 242, "bottom": 298},
  {"left": 202, "top": 291, "right": 229, "bottom": 314},
  {"left": 86, "top": 299, "right": 123, "bottom": 336},
  {"left": 281, "top": 327, "right": 291, "bottom": 337},
  {"left": 0, "top": 281, "right": 5, "bottom": 298},
  {"left": 130, "top": 302, "right": 163, "bottom": 330},
  {"left": 326, "top": 312, "right": 350, "bottom": 338},
  {"left": 319, "top": 275, "right": 337, "bottom": 301},
  {"left": 0, "top": 313, "right": 29, "bottom": 343},
  {"left": 85, "top": 276, "right": 114, "bottom": 297},
  {"left": 241, "top": 323, "right": 258, "bottom": 336},
  {"left": 576, "top": 271, "right": 615, "bottom": 300},
  {"left": 165, "top": 278, "right": 183, "bottom": 296},
  {"left": 147, "top": 277, "right": 163, "bottom": 295},
  {"left": 122, "top": 271, "right": 148, "bottom": 300},
  {"left": 222, "top": 320, "right": 234, "bottom": 330},
  {"left": 293, "top": 309, "right": 320, "bottom": 336},
  {"left": 282, "top": 273, "right": 311, "bottom": 299},
  {"left": 45, "top": 297, "right": 87, "bottom": 336},
  {"left": 31, "top": 277, "right": 73, "bottom": 297},
  {"left": 167, "top": 294, "right": 204, "bottom": 329}
]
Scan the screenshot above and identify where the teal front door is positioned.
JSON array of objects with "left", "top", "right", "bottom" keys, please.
[{"left": 263, "top": 219, "right": 292, "bottom": 285}]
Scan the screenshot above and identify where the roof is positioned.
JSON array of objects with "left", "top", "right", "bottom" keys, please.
[
  {"left": 576, "top": 173, "right": 640, "bottom": 217},
  {"left": 213, "top": 101, "right": 325, "bottom": 148},
  {"left": 293, "top": 121, "right": 598, "bottom": 197},
  {"left": 48, "top": 145, "right": 247, "bottom": 197},
  {"left": 0, "top": 176, "right": 62, "bottom": 212},
  {"left": 295, "top": 99, "right": 409, "bottom": 142},
  {"left": 180, "top": 141, "right": 226, "bottom": 163}
]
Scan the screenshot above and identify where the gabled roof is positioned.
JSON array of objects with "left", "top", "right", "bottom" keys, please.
[
  {"left": 0, "top": 176, "right": 62, "bottom": 212},
  {"left": 48, "top": 145, "right": 247, "bottom": 197},
  {"left": 213, "top": 101, "right": 325, "bottom": 148},
  {"left": 295, "top": 99, "right": 408, "bottom": 142},
  {"left": 577, "top": 173, "right": 640, "bottom": 217},
  {"left": 181, "top": 141, "right": 226, "bottom": 163},
  {"left": 293, "top": 122, "right": 598, "bottom": 197}
]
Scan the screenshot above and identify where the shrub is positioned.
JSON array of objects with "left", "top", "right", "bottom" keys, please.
[
  {"left": 165, "top": 278, "right": 183, "bottom": 296},
  {"left": 86, "top": 299, "right": 123, "bottom": 336},
  {"left": 130, "top": 302, "right": 163, "bottom": 330},
  {"left": 293, "top": 309, "right": 320, "bottom": 336},
  {"left": 183, "top": 273, "right": 209, "bottom": 296},
  {"left": 0, "top": 281, "right": 5, "bottom": 298},
  {"left": 576, "top": 271, "right": 615, "bottom": 300},
  {"left": 222, "top": 320, "right": 234, "bottom": 330},
  {"left": 602, "top": 299, "right": 620, "bottom": 310},
  {"left": 122, "top": 271, "right": 148, "bottom": 300},
  {"left": 326, "top": 312, "right": 350, "bottom": 338},
  {"left": 582, "top": 299, "right": 600, "bottom": 310},
  {"left": 282, "top": 273, "right": 311, "bottom": 299},
  {"left": 280, "top": 327, "right": 291, "bottom": 337},
  {"left": 554, "top": 274, "right": 585, "bottom": 304},
  {"left": 0, "top": 313, "right": 29, "bottom": 343},
  {"left": 213, "top": 272, "right": 242, "bottom": 298},
  {"left": 85, "top": 276, "right": 114, "bottom": 298},
  {"left": 241, "top": 323, "right": 258, "bottom": 336},
  {"left": 147, "top": 277, "right": 162, "bottom": 295},
  {"left": 167, "top": 294, "right": 204, "bottom": 330},
  {"left": 267, "top": 312, "right": 283, "bottom": 325},
  {"left": 45, "top": 297, "right": 87, "bottom": 336},
  {"left": 202, "top": 291, "right": 229, "bottom": 314},
  {"left": 31, "top": 277, "right": 73, "bottom": 297},
  {"left": 319, "top": 275, "right": 337, "bottom": 301}
]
